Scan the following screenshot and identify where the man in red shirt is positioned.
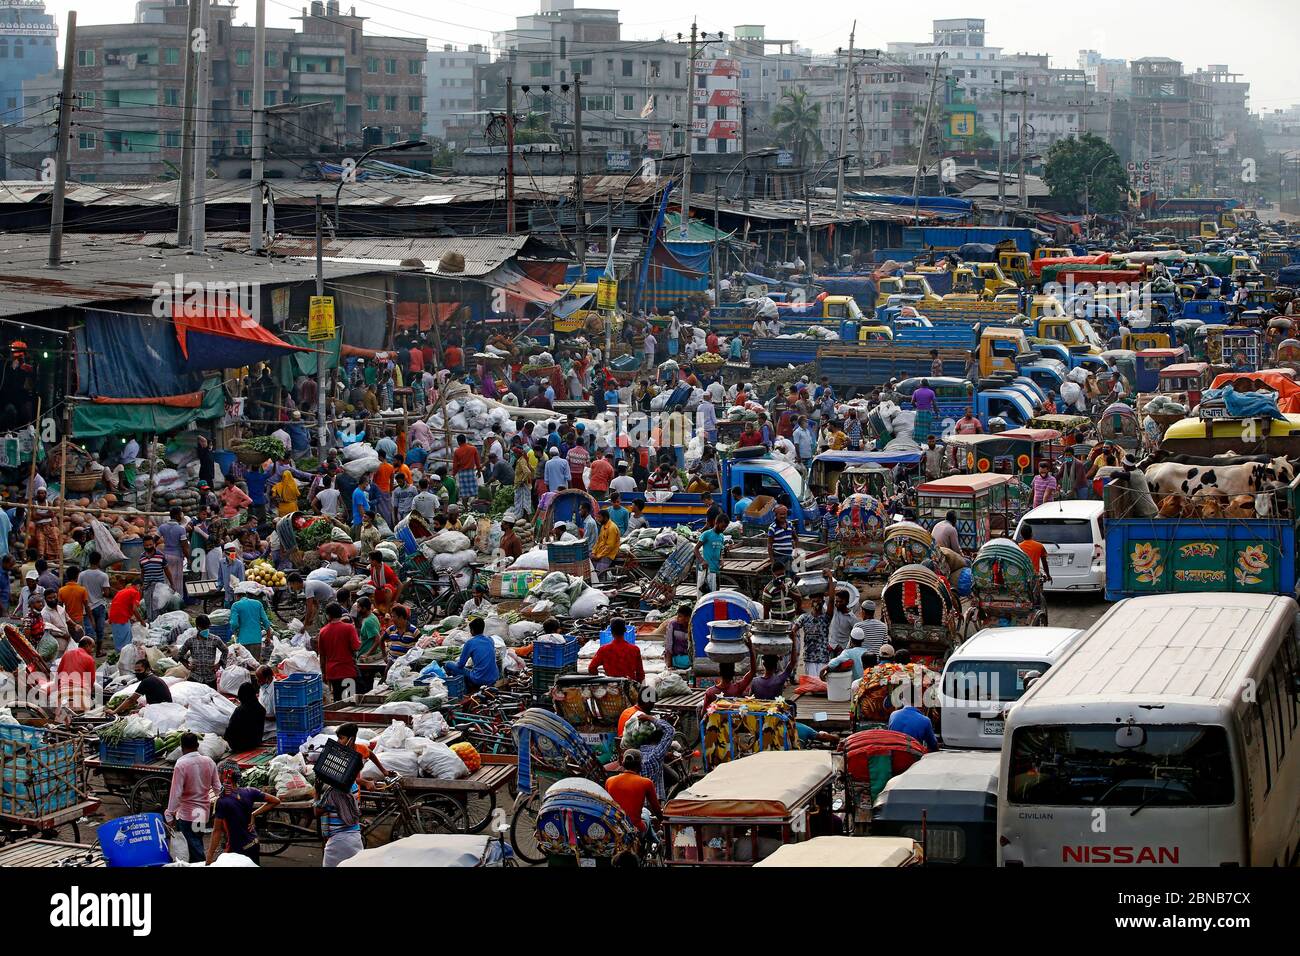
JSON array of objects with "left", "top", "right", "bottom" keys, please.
[
  {"left": 367, "top": 551, "right": 403, "bottom": 614},
  {"left": 56, "top": 636, "right": 98, "bottom": 712},
  {"left": 372, "top": 450, "right": 396, "bottom": 525},
  {"left": 408, "top": 344, "right": 424, "bottom": 375},
  {"left": 445, "top": 344, "right": 464, "bottom": 371},
  {"left": 587, "top": 451, "right": 615, "bottom": 496},
  {"left": 737, "top": 423, "right": 763, "bottom": 448},
  {"left": 316, "top": 602, "right": 361, "bottom": 702},
  {"left": 108, "top": 581, "right": 144, "bottom": 651},
  {"left": 705, "top": 330, "right": 719, "bottom": 354},
  {"left": 588, "top": 617, "right": 644, "bottom": 682},
  {"left": 1017, "top": 524, "right": 1053, "bottom": 586},
  {"left": 451, "top": 434, "right": 481, "bottom": 501}
]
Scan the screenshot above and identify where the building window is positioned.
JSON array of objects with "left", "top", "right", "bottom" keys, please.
[
  {"left": 696, "top": 137, "right": 707, "bottom": 151},
  {"left": 237, "top": 89, "right": 251, "bottom": 106},
  {"left": 385, "top": 95, "right": 397, "bottom": 111},
  {"left": 530, "top": 60, "right": 550, "bottom": 78},
  {"left": 572, "top": 58, "right": 592, "bottom": 75},
  {"left": 675, "top": 61, "right": 681, "bottom": 79},
  {"left": 77, "top": 91, "right": 95, "bottom": 108},
  {"left": 717, "top": 106, "right": 727, "bottom": 120},
  {"left": 366, "top": 94, "right": 379, "bottom": 110},
  {"left": 164, "top": 47, "right": 180, "bottom": 66},
  {"left": 164, "top": 130, "right": 181, "bottom": 147},
  {"left": 0, "top": 47, "right": 7, "bottom": 60},
  {"left": 385, "top": 58, "right": 397, "bottom": 75},
  {"left": 237, "top": 129, "right": 250, "bottom": 146},
  {"left": 408, "top": 95, "right": 421, "bottom": 111},
  {"left": 696, "top": 105, "right": 706, "bottom": 120},
  {"left": 408, "top": 59, "right": 423, "bottom": 75},
  {"left": 77, "top": 49, "right": 94, "bottom": 67},
  {"left": 623, "top": 94, "right": 633, "bottom": 111},
  {"left": 78, "top": 131, "right": 95, "bottom": 149},
  {"left": 265, "top": 90, "right": 276, "bottom": 106},
  {"left": 164, "top": 88, "right": 181, "bottom": 107},
  {"left": 717, "top": 139, "right": 727, "bottom": 153},
  {"left": 621, "top": 59, "right": 633, "bottom": 77},
  {"left": 236, "top": 49, "right": 251, "bottom": 67},
  {"left": 267, "top": 50, "right": 278, "bottom": 68},
  {"left": 366, "top": 56, "right": 378, "bottom": 73}
]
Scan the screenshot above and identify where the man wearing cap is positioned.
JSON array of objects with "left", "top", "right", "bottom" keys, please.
[
  {"left": 461, "top": 584, "right": 496, "bottom": 618},
  {"left": 543, "top": 446, "right": 571, "bottom": 494},
  {"left": 609, "top": 460, "right": 637, "bottom": 495},
  {"left": 215, "top": 542, "right": 245, "bottom": 608}
]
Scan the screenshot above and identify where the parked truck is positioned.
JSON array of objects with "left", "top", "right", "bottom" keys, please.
[
  {"left": 748, "top": 321, "right": 979, "bottom": 368},
  {"left": 814, "top": 327, "right": 1034, "bottom": 395},
  {"left": 902, "top": 225, "right": 1041, "bottom": 255}
]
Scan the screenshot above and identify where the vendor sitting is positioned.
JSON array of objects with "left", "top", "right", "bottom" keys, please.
[
  {"left": 460, "top": 584, "right": 495, "bottom": 619},
  {"left": 445, "top": 617, "right": 499, "bottom": 691},
  {"left": 109, "top": 657, "right": 173, "bottom": 715},
  {"left": 224, "top": 681, "right": 266, "bottom": 754}
]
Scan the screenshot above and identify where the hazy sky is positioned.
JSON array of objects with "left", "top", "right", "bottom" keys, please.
[{"left": 40, "top": 0, "right": 1300, "bottom": 110}]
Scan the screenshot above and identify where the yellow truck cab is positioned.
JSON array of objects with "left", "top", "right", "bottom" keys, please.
[
  {"left": 998, "top": 250, "right": 1032, "bottom": 286},
  {"left": 818, "top": 294, "right": 866, "bottom": 323},
  {"left": 980, "top": 327, "right": 1032, "bottom": 376},
  {"left": 898, "top": 274, "right": 943, "bottom": 303},
  {"left": 1230, "top": 254, "right": 1257, "bottom": 275},
  {"left": 856, "top": 324, "right": 894, "bottom": 343},
  {"left": 876, "top": 275, "right": 903, "bottom": 307},
  {"left": 1033, "top": 247, "right": 1071, "bottom": 261},
  {"left": 973, "top": 262, "right": 1017, "bottom": 296},
  {"left": 1036, "top": 316, "right": 1104, "bottom": 353},
  {"left": 943, "top": 267, "right": 983, "bottom": 299},
  {"left": 1199, "top": 220, "right": 1219, "bottom": 239},
  {"left": 553, "top": 282, "right": 600, "bottom": 333},
  {"left": 1121, "top": 328, "right": 1172, "bottom": 351}
]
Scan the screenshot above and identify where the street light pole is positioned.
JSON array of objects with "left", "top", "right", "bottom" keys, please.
[{"left": 334, "top": 139, "right": 428, "bottom": 234}]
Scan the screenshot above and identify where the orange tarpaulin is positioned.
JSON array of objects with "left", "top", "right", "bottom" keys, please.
[
  {"left": 1209, "top": 371, "right": 1300, "bottom": 414},
  {"left": 92, "top": 392, "right": 204, "bottom": 408}
]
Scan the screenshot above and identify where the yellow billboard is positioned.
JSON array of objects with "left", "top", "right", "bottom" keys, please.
[{"left": 949, "top": 112, "right": 976, "bottom": 138}]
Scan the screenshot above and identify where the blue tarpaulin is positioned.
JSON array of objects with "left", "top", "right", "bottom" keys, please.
[
  {"left": 554, "top": 293, "right": 594, "bottom": 318},
  {"left": 77, "top": 311, "right": 204, "bottom": 400},
  {"left": 846, "top": 192, "right": 974, "bottom": 213}
]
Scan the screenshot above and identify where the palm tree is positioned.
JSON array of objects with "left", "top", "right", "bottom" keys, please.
[{"left": 772, "top": 88, "right": 823, "bottom": 168}]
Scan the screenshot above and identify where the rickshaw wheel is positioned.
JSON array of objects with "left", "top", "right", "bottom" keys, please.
[
  {"left": 257, "top": 817, "right": 298, "bottom": 857},
  {"left": 403, "top": 794, "right": 468, "bottom": 837},
  {"left": 1029, "top": 609, "right": 1050, "bottom": 627},
  {"left": 509, "top": 794, "right": 546, "bottom": 865},
  {"left": 961, "top": 609, "right": 980, "bottom": 640},
  {"left": 128, "top": 775, "right": 172, "bottom": 815}
]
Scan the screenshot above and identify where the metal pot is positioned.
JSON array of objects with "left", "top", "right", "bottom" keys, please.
[
  {"left": 703, "top": 640, "right": 750, "bottom": 664},
  {"left": 794, "top": 572, "right": 829, "bottom": 596},
  {"left": 706, "top": 619, "right": 749, "bottom": 644}
]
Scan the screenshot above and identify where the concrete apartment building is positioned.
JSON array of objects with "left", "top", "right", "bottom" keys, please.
[
  {"left": 19, "top": 0, "right": 424, "bottom": 182},
  {"left": 0, "top": 0, "right": 57, "bottom": 122},
  {"left": 1129, "top": 56, "right": 1213, "bottom": 193},
  {"left": 425, "top": 43, "right": 488, "bottom": 144}
]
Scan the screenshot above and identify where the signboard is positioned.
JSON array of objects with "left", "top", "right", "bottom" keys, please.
[
  {"left": 693, "top": 87, "right": 741, "bottom": 108},
  {"left": 693, "top": 57, "right": 740, "bottom": 78},
  {"left": 707, "top": 120, "right": 739, "bottom": 140},
  {"left": 605, "top": 149, "right": 631, "bottom": 172},
  {"left": 646, "top": 131, "right": 662, "bottom": 151},
  {"left": 596, "top": 276, "right": 618, "bottom": 311},
  {"left": 271, "top": 286, "right": 289, "bottom": 325},
  {"left": 776, "top": 149, "right": 793, "bottom": 168},
  {"left": 949, "top": 111, "right": 976, "bottom": 137},
  {"left": 308, "top": 295, "right": 336, "bottom": 341}
]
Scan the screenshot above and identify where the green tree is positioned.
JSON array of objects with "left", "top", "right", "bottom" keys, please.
[
  {"left": 1043, "top": 133, "right": 1129, "bottom": 213},
  {"left": 968, "top": 129, "right": 995, "bottom": 151},
  {"left": 772, "top": 88, "right": 823, "bottom": 167}
]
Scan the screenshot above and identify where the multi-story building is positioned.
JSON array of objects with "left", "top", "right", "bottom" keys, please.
[
  {"left": 1130, "top": 56, "right": 1212, "bottom": 194},
  {"left": 0, "top": 0, "right": 57, "bottom": 122},
  {"left": 426, "top": 43, "right": 488, "bottom": 144},
  {"left": 17, "top": 0, "right": 424, "bottom": 182}
]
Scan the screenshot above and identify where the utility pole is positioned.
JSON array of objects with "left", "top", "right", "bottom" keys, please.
[
  {"left": 315, "top": 195, "right": 328, "bottom": 452},
  {"left": 191, "top": 0, "right": 210, "bottom": 254},
  {"left": 911, "top": 52, "right": 943, "bottom": 224},
  {"left": 802, "top": 184, "right": 813, "bottom": 281},
  {"left": 997, "top": 84, "right": 1007, "bottom": 206},
  {"left": 740, "top": 101, "right": 750, "bottom": 212},
  {"left": 47, "top": 11, "right": 75, "bottom": 269},
  {"left": 505, "top": 75, "right": 515, "bottom": 233},
  {"left": 712, "top": 186, "right": 721, "bottom": 294},
  {"left": 853, "top": 55, "right": 866, "bottom": 189},
  {"left": 1017, "top": 89, "right": 1028, "bottom": 209},
  {"left": 834, "top": 22, "right": 855, "bottom": 214},
  {"left": 679, "top": 20, "right": 697, "bottom": 239},
  {"left": 177, "top": 0, "right": 200, "bottom": 244},
  {"left": 573, "top": 73, "right": 586, "bottom": 277},
  {"left": 249, "top": 0, "right": 266, "bottom": 252}
]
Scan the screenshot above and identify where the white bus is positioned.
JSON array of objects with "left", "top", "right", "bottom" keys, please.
[{"left": 998, "top": 593, "right": 1300, "bottom": 866}]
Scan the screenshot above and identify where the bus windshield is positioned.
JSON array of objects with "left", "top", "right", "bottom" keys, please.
[{"left": 1007, "top": 724, "right": 1234, "bottom": 807}]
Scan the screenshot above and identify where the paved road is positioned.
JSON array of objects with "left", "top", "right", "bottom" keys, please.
[{"left": 1042, "top": 590, "right": 1113, "bottom": 632}]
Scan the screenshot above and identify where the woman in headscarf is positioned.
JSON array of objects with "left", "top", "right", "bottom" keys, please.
[
  {"left": 205, "top": 758, "right": 279, "bottom": 865},
  {"left": 270, "top": 468, "right": 300, "bottom": 517}
]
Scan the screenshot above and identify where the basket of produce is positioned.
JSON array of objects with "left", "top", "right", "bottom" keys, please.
[
  {"left": 246, "top": 559, "right": 286, "bottom": 589},
  {"left": 63, "top": 469, "right": 102, "bottom": 494},
  {"left": 234, "top": 436, "right": 286, "bottom": 467}
]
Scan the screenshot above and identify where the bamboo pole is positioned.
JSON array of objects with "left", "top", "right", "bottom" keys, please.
[
  {"left": 56, "top": 440, "right": 68, "bottom": 575},
  {"left": 22, "top": 395, "right": 40, "bottom": 551}
]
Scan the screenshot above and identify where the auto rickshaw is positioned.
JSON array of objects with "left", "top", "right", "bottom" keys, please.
[
  {"left": 870, "top": 750, "right": 1000, "bottom": 866},
  {"left": 1097, "top": 401, "right": 1141, "bottom": 452},
  {"left": 942, "top": 429, "right": 1061, "bottom": 484},
  {"left": 961, "top": 537, "right": 1048, "bottom": 638},
  {"left": 1153, "top": 361, "right": 1212, "bottom": 410},
  {"left": 663, "top": 751, "right": 837, "bottom": 866},
  {"left": 914, "top": 472, "right": 1025, "bottom": 553},
  {"left": 1133, "top": 347, "right": 1190, "bottom": 393},
  {"left": 755, "top": 835, "right": 923, "bottom": 867},
  {"left": 880, "top": 564, "right": 963, "bottom": 663}
]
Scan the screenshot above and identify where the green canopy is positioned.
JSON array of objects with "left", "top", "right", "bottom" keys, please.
[
  {"left": 662, "top": 212, "right": 734, "bottom": 243},
  {"left": 277, "top": 331, "right": 340, "bottom": 391},
  {"left": 71, "top": 376, "right": 225, "bottom": 439}
]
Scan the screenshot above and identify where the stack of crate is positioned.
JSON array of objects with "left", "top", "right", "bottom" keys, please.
[{"left": 275, "top": 673, "right": 324, "bottom": 754}]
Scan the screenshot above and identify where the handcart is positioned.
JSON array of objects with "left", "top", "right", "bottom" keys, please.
[{"left": 642, "top": 540, "right": 695, "bottom": 606}]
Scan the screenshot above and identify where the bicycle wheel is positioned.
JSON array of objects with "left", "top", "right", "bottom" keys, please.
[
  {"left": 462, "top": 792, "right": 495, "bottom": 834},
  {"left": 397, "top": 794, "right": 466, "bottom": 838},
  {"left": 257, "top": 813, "right": 304, "bottom": 857},
  {"left": 509, "top": 794, "right": 545, "bottom": 865},
  {"left": 128, "top": 775, "right": 172, "bottom": 815}
]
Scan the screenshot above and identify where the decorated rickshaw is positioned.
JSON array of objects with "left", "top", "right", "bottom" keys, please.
[
  {"left": 832, "top": 493, "right": 890, "bottom": 578},
  {"left": 961, "top": 538, "right": 1048, "bottom": 638},
  {"left": 879, "top": 564, "right": 962, "bottom": 665}
]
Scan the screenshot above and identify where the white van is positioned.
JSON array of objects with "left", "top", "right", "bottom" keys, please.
[
  {"left": 938, "top": 626, "right": 1084, "bottom": 749},
  {"left": 1013, "top": 500, "right": 1105, "bottom": 592}
]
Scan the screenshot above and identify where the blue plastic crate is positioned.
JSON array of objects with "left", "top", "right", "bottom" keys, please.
[
  {"left": 98, "top": 737, "right": 157, "bottom": 767},
  {"left": 532, "top": 634, "right": 580, "bottom": 669},
  {"left": 443, "top": 673, "right": 465, "bottom": 702},
  {"left": 273, "top": 673, "right": 323, "bottom": 709},
  {"left": 547, "top": 540, "right": 590, "bottom": 564},
  {"left": 209, "top": 622, "right": 231, "bottom": 641},
  {"left": 276, "top": 728, "right": 320, "bottom": 755},
  {"left": 276, "top": 700, "right": 324, "bottom": 734}
]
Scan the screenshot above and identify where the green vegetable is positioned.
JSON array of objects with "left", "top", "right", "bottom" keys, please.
[
  {"left": 386, "top": 687, "right": 424, "bottom": 703},
  {"left": 297, "top": 520, "right": 336, "bottom": 549},
  {"left": 154, "top": 731, "right": 185, "bottom": 755},
  {"left": 236, "top": 436, "right": 287, "bottom": 460}
]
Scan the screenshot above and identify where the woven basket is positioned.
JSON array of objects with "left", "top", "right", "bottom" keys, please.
[
  {"left": 235, "top": 447, "right": 270, "bottom": 467},
  {"left": 63, "top": 471, "right": 101, "bottom": 493}
]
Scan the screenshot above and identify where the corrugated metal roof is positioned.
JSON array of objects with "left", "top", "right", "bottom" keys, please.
[
  {"left": 0, "top": 234, "right": 418, "bottom": 318},
  {"left": 110, "top": 232, "right": 566, "bottom": 278},
  {"left": 710, "top": 195, "right": 964, "bottom": 225},
  {"left": 0, "top": 175, "right": 669, "bottom": 208}
]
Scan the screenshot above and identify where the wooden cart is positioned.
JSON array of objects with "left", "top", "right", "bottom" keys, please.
[
  {"left": 86, "top": 744, "right": 278, "bottom": 814},
  {"left": 397, "top": 754, "right": 517, "bottom": 834},
  {"left": 0, "top": 838, "right": 105, "bottom": 867}
]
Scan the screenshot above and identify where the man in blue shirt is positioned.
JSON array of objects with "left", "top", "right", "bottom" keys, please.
[
  {"left": 888, "top": 704, "right": 939, "bottom": 752},
  {"left": 216, "top": 544, "right": 245, "bottom": 607},
  {"left": 244, "top": 466, "right": 270, "bottom": 525},
  {"left": 543, "top": 447, "right": 571, "bottom": 493},
  {"left": 605, "top": 492, "right": 631, "bottom": 534},
  {"left": 692, "top": 512, "right": 728, "bottom": 594},
  {"left": 351, "top": 473, "right": 372, "bottom": 531},
  {"left": 445, "top": 618, "right": 499, "bottom": 690},
  {"left": 229, "top": 593, "right": 273, "bottom": 661}
]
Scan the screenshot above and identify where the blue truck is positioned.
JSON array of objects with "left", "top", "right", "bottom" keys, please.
[
  {"left": 620, "top": 452, "right": 817, "bottom": 534},
  {"left": 903, "top": 226, "right": 1040, "bottom": 255},
  {"left": 892, "top": 376, "right": 1040, "bottom": 428},
  {"left": 749, "top": 322, "right": 982, "bottom": 368}
]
